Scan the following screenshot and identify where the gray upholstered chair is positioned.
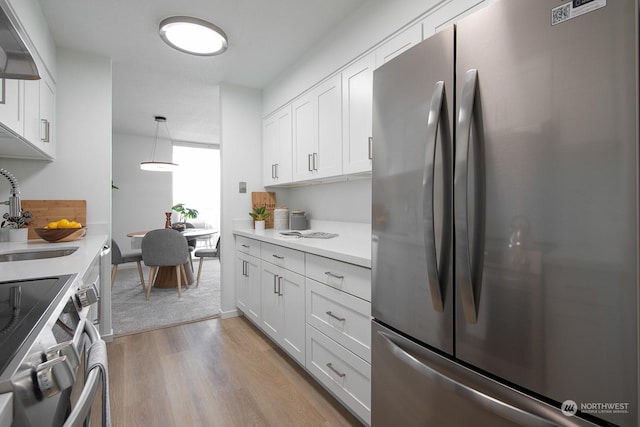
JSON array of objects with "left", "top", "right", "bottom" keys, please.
[
  {"left": 111, "top": 239, "right": 145, "bottom": 289},
  {"left": 141, "top": 228, "right": 190, "bottom": 300},
  {"left": 194, "top": 237, "right": 220, "bottom": 287}
]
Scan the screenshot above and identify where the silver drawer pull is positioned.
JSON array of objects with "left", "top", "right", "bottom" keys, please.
[
  {"left": 272, "top": 254, "right": 284, "bottom": 260},
  {"left": 326, "top": 362, "right": 346, "bottom": 378},
  {"left": 326, "top": 311, "right": 345, "bottom": 322},
  {"left": 241, "top": 244, "right": 250, "bottom": 249},
  {"left": 324, "top": 271, "right": 344, "bottom": 280}
]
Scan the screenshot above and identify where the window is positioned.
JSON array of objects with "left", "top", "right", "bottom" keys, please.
[{"left": 172, "top": 144, "right": 220, "bottom": 237}]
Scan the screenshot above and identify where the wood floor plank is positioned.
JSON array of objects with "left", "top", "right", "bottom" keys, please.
[{"left": 107, "top": 316, "right": 362, "bottom": 426}]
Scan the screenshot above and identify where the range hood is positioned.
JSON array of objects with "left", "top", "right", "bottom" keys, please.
[{"left": 0, "top": 5, "right": 39, "bottom": 80}]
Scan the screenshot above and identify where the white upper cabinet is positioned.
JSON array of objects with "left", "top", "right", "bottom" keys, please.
[
  {"left": 374, "top": 24, "right": 422, "bottom": 69},
  {"left": 0, "top": 79, "right": 23, "bottom": 135},
  {"left": 24, "top": 74, "right": 55, "bottom": 158},
  {"left": 292, "top": 74, "right": 343, "bottom": 182},
  {"left": 263, "top": 105, "right": 292, "bottom": 186},
  {"left": 342, "top": 53, "right": 375, "bottom": 175}
]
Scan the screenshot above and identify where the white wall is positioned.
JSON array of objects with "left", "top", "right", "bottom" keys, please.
[
  {"left": 0, "top": 48, "right": 112, "bottom": 233},
  {"left": 111, "top": 133, "right": 173, "bottom": 251},
  {"left": 219, "top": 83, "right": 262, "bottom": 318}
]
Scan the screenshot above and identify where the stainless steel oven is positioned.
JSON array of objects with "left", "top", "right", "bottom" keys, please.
[{"left": 0, "top": 273, "right": 109, "bottom": 427}]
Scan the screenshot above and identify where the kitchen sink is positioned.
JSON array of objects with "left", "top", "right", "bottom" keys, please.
[{"left": 0, "top": 247, "right": 78, "bottom": 262}]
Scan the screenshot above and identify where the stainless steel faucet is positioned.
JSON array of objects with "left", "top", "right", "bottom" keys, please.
[{"left": 0, "top": 168, "right": 21, "bottom": 218}]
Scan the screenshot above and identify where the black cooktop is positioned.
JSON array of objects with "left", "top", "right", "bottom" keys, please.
[{"left": 0, "top": 275, "right": 72, "bottom": 375}]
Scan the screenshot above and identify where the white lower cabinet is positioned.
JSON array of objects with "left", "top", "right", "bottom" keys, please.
[
  {"left": 306, "top": 324, "right": 371, "bottom": 424},
  {"left": 261, "top": 261, "right": 306, "bottom": 366},
  {"left": 235, "top": 250, "right": 261, "bottom": 326}
]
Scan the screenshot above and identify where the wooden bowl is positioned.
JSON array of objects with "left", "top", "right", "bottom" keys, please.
[{"left": 35, "top": 227, "right": 87, "bottom": 242}]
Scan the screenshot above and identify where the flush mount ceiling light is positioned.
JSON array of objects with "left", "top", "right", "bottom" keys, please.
[
  {"left": 140, "top": 116, "right": 179, "bottom": 172},
  {"left": 159, "top": 16, "right": 228, "bottom": 56}
]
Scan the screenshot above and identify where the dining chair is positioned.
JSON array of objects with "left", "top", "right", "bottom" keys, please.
[
  {"left": 111, "top": 239, "right": 145, "bottom": 290},
  {"left": 194, "top": 237, "right": 220, "bottom": 287},
  {"left": 141, "top": 228, "right": 190, "bottom": 300}
]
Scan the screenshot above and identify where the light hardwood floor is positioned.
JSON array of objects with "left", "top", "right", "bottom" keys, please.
[{"left": 107, "top": 316, "right": 362, "bottom": 426}]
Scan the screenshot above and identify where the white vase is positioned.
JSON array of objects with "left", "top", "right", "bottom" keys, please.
[
  {"left": 8, "top": 228, "right": 28, "bottom": 242},
  {"left": 254, "top": 220, "right": 265, "bottom": 231}
]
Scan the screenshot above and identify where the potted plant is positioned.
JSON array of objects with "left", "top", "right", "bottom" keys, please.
[
  {"left": 1, "top": 210, "right": 33, "bottom": 242},
  {"left": 249, "top": 206, "right": 270, "bottom": 231},
  {"left": 170, "top": 203, "right": 199, "bottom": 231}
]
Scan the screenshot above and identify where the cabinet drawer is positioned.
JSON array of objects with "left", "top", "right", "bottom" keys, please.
[
  {"left": 306, "top": 254, "right": 371, "bottom": 301},
  {"left": 235, "top": 236, "right": 261, "bottom": 258},
  {"left": 306, "top": 279, "right": 371, "bottom": 362},
  {"left": 306, "top": 324, "right": 371, "bottom": 425},
  {"left": 261, "top": 242, "right": 305, "bottom": 275}
]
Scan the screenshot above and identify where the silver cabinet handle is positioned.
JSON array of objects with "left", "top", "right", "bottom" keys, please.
[
  {"left": 313, "top": 152, "right": 318, "bottom": 171},
  {"left": 368, "top": 137, "right": 373, "bottom": 160},
  {"left": 271, "top": 164, "right": 276, "bottom": 179},
  {"left": 275, "top": 163, "right": 279, "bottom": 179},
  {"left": 242, "top": 260, "right": 248, "bottom": 276},
  {"left": 455, "top": 69, "right": 485, "bottom": 324},
  {"left": 423, "top": 81, "right": 453, "bottom": 313},
  {"left": 326, "top": 311, "right": 345, "bottom": 322},
  {"left": 272, "top": 254, "right": 284, "bottom": 260},
  {"left": 324, "top": 271, "right": 344, "bottom": 279},
  {"left": 273, "top": 274, "right": 278, "bottom": 294},
  {"left": 277, "top": 276, "right": 283, "bottom": 296},
  {"left": 308, "top": 153, "right": 313, "bottom": 171},
  {"left": 41, "top": 119, "right": 50, "bottom": 143},
  {"left": 326, "top": 362, "right": 346, "bottom": 378},
  {"left": 241, "top": 244, "right": 250, "bottom": 248}
]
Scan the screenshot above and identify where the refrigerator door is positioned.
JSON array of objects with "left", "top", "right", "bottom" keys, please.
[
  {"left": 371, "top": 321, "right": 599, "bottom": 427},
  {"left": 372, "top": 26, "right": 454, "bottom": 354},
  {"left": 454, "top": 1, "right": 637, "bottom": 425}
]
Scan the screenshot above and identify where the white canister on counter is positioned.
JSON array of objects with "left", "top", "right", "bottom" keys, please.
[{"left": 273, "top": 207, "right": 289, "bottom": 230}]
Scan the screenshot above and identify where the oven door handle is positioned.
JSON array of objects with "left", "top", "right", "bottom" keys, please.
[{"left": 63, "top": 320, "right": 110, "bottom": 427}]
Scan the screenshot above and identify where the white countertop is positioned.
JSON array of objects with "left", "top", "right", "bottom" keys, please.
[
  {"left": 233, "top": 220, "right": 372, "bottom": 268},
  {"left": 0, "top": 233, "right": 109, "bottom": 282}
]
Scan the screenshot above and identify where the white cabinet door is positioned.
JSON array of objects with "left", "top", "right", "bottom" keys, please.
[
  {"left": 261, "top": 261, "right": 283, "bottom": 341},
  {"left": 314, "top": 74, "right": 342, "bottom": 179},
  {"left": 374, "top": 24, "right": 422, "bottom": 68},
  {"left": 23, "top": 74, "right": 56, "bottom": 158},
  {"left": 342, "top": 53, "right": 374, "bottom": 174},
  {"left": 0, "top": 79, "right": 23, "bottom": 135},
  {"left": 39, "top": 76, "right": 55, "bottom": 157},
  {"left": 292, "top": 93, "right": 315, "bottom": 182},
  {"left": 236, "top": 251, "right": 261, "bottom": 325},
  {"left": 263, "top": 105, "right": 293, "bottom": 186}
]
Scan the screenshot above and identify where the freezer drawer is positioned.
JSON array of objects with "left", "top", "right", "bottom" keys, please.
[{"left": 371, "top": 321, "right": 598, "bottom": 427}]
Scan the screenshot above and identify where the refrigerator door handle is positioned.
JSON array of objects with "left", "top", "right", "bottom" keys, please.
[
  {"left": 377, "top": 330, "right": 562, "bottom": 427},
  {"left": 455, "top": 69, "right": 485, "bottom": 324},
  {"left": 423, "top": 80, "right": 452, "bottom": 312}
]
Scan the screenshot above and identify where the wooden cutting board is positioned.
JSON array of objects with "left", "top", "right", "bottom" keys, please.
[
  {"left": 251, "top": 192, "right": 276, "bottom": 228},
  {"left": 21, "top": 200, "right": 87, "bottom": 239}
]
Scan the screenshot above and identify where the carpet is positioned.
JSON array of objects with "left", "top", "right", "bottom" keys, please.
[{"left": 110, "top": 258, "right": 221, "bottom": 336}]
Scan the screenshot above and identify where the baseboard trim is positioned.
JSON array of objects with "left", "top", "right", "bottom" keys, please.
[{"left": 219, "top": 308, "right": 239, "bottom": 319}]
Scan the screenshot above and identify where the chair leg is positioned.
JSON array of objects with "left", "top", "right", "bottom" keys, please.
[
  {"left": 196, "top": 257, "right": 204, "bottom": 287},
  {"left": 136, "top": 261, "right": 146, "bottom": 290},
  {"left": 111, "top": 265, "right": 118, "bottom": 288},
  {"left": 146, "top": 267, "right": 156, "bottom": 300},
  {"left": 181, "top": 264, "right": 189, "bottom": 288},
  {"left": 176, "top": 265, "right": 182, "bottom": 298}
]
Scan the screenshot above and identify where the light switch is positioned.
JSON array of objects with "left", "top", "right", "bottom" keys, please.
[{"left": 239, "top": 182, "right": 246, "bottom": 193}]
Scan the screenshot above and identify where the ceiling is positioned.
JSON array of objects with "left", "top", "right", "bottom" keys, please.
[{"left": 38, "top": 0, "right": 369, "bottom": 144}]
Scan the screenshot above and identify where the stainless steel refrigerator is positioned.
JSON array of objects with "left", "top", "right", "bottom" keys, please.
[{"left": 371, "top": 1, "right": 638, "bottom": 426}]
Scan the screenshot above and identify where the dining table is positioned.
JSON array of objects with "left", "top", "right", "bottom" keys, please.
[{"left": 126, "top": 228, "right": 219, "bottom": 288}]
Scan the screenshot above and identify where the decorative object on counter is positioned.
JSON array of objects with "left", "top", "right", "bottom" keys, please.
[
  {"left": 170, "top": 203, "right": 199, "bottom": 231},
  {"left": 249, "top": 206, "right": 271, "bottom": 231},
  {"left": 251, "top": 192, "right": 276, "bottom": 228},
  {"left": 21, "top": 200, "right": 87, "bottom": 239},
  {"left": 165, "top": 212, "right": 172, "bottom": 228},
  {"left": 279, "top": 230, "right": 338, "bottom": 239},
  {"left": 140, "top": 116, "right": 179, "bottom": 172},
  {"left": 34, "top": 226, "right": 86, "bottom": 242},
  {"left": 273, "top": 207, "right": 289, "bottom": 230},
  {"left": 2, "top": 209, "right": 33, "bottom": 242},
  {"left": 290, "top": 210, "right": 308, "bottom": 230}
]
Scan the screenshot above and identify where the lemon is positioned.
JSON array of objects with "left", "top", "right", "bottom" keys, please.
[
  {"left": 46, "top": 221, "right": 59, "bottom": 229},
  {"left": 58, "top": 219, "right": 70, "bottom": 228},
  {"left": 69, "top": 221, "right": 82, "bottom": 229}
]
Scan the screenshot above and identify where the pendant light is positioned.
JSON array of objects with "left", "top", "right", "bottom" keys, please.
[
  {"left": 140, "top": 116, "right": 179, "bottom": 172},
  {"left": 159, "top": 16, "right": 228, "bottom": 56}
]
